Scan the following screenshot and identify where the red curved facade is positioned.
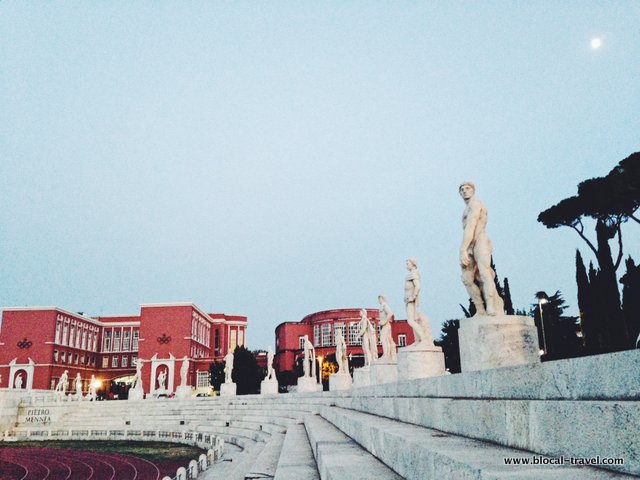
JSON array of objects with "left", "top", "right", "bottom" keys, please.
[{"left": 274, "top": 307, "right": 415, "bottom": 374}]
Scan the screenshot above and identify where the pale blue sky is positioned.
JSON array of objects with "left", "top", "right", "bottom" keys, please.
[{"left": 1, "top": 2, "right": 639, "bottom": 349}]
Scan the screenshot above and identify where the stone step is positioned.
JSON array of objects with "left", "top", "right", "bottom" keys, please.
[
  {"left": 273, "top": 422, "right": 319, "bottom": 480},
  {"left": 321, "top": 406, "right": 630, "bottom": 479},
  {"left": 245, "top": 431, "right": 285, "bottom": 479},
  {"left": 333, "top": 396, "right": 639, "bottom": 476},
  {"left": 304, "top": 414, "right": 402, "bottom": 480}
]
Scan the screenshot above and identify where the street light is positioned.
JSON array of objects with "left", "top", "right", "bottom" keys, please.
[{"left": 535, "top": 292, "right": 549, "bottom": 355}]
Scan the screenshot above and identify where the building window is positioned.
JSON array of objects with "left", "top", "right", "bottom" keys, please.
[
  {"left": 313, "top": 325, "right": 320, "bottom": 346},
  {"left": 238, "top": 329, "right": 244, "bottom": 347},
  {"left": 333, "top": 323, "right": 345, "bottom": 345},
  {"left": 55, "top": 322, "right": 62, "bottom": 344},
  {"left": 111, "top": 356, "right": 118, "bottom": 368},
  {"left": 102, "top": 357, "right": 109, "bottom": 368},
  {"left": 299, "top": 336, "right": 305, "bottom": 350},
  {"left": 348, "top": 322, "right": 361, "bottom": 345},
  {"left": 377, "top": 323, "right": 382, "bottom": 345},
  {"left": 75, "top": 327, "right": 81, "bottom": 348},
  {"left": 123, "top": 330, "right": 131, "bottom": 351},
  {"left": 113, "top": 329, "right": 121, "bottom": 352},
  {"left": 80, "top": 355, "right": 85, "bottom": 365},
  {"left": 197, "top": 371, "right": 209, "bottom": 388},
  {"left": 68, "top": 352, "right": 73, "bottom": 363},
  {"left": 398, "top": 334, "right": 406, "bottom": 347},
  {"left": 131, "top": 355, "right": 138, "bottom": 366},
  {"left": 92, "top": 331, "right": 98, "bottom": 351},
  {"left": 62, "top": 322, "right": 69, "bottom": 345},
  {"left": 69, "top": 325, "right": 75, "bottom": 348},
  {"left": 321, "top": 323, "right": 331, "bottom": 347},
  {"left": 74, "top": 354, "right": 79, "bottom": 364},
  {"left": 81, "top": 329, "right": 87, "bottom": 350},
  {"left": 53, "top": 350, "right": 59, "bottom": 362},
  {"left": 103, "top": 330, "right": 112, "bottom": 352},
  {"left": 132, "top": 331, "right": 139, "bottom": 350},
  {"left": 60, "top": 351, "right": 66, "bottom": 363},
  {"left": 122, "top": 355, "right": 128, "bottom": 368},
  {"left": 214, "top": 329, "right": 220, "bottom": 355}
]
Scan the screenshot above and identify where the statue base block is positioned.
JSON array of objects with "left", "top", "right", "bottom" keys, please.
[
  {"left": 297, "top": 376, "right": 320, "bottom": 393},
  {"left": 329, "top": 373, "right": 352, "bottom": 391},
  {"left": 459, "top": 314, "right": 540, "bottom": 372},
  {"left": 175, "top": 386, "right": 192, "bottom": 399},
  {"left": 397, "top": 344, "right": 445, "bottom": 381},
  {"left": 370, "top": 359, "right": 398, "bottom": 385},
  {"left": 353, "top": 367, "right": 371, "bottom": 388},
  {"left": 128, "top": 388, "right": 144, "bottom": 401},
  {"left": 261, "top": 379, "right": 278, "bottom": 395},
  {"left": 220, "top": 382, "right": 237, "bottom": 397}
]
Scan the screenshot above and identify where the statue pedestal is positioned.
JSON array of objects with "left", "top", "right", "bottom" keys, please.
[
  {"left": 397, "top": 344, "right": 445, "bottom": 381},
  {"left": 220, "top": 382, "right": 236, "bottom": 397},
  {"left": 370, "top": 359, "right": 398, "bottom": 385},
  {"left": 352, "top": 367, "right": 371, "bottom": 388},
  {"left": 261, "top": 379, "right": 278, "bottom": 395},
  {"left": 297, "top": 376, "right": 320, "bottom": 393},
  {"left": 459, "top": 314, "right": 540, "bottom": 372},
  {"left": 128, "top": 388, "right": 144, "bottom": 401},
  {"left": 329, "top": 373, "right": 352, "bottom": 391},
  {"left": 175, "top": 386, "right": 192, "bottom": 399}
]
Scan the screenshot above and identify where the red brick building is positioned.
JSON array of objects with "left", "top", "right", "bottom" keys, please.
[
  {"left": 274, "top": 308, "right": 415, "bottom": 375},
  {"left": 0, "top": 303, "right": 246, "bottom": 396}
]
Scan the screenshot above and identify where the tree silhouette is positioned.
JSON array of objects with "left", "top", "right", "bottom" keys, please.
[
  {"left": 538, "top": 152, "right": 640, "bottom": 351},
  {"left": 434, "top": 320, "right": 460, "bottom": 373},
  {"left": 620, "top": 256, "right": 640, "bottom": 347}
]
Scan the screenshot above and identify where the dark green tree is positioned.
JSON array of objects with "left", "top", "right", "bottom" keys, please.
[
  {"left": 434, "top": 319, "right": 460, "bottom": 373},
  {"left": 503, "top": 278, "right": 515, "bottom": 315},
  {"left": 209, "top": 362, "right": 225, "bottom": 391},
  {"left": 620, "top": 256, "right": 640, "bottom": 346},
  {"left": 538, "top": 152, "right": 640, "bottom": 351},
  {"left": 231, "top": 346, "right": 263, "bottom": 395}
]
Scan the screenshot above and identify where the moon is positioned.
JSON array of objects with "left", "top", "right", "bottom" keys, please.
[{"left": 591, "top": 38, "right": 602, "bottom": 49}]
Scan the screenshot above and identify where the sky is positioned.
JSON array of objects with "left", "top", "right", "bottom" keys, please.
[{"left": 1, "top": 2, "right": 639, "bottom": 350}]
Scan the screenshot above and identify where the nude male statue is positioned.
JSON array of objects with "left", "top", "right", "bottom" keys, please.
[
  {"left": 180, "top": 356, "right": 189, "bottom": 386},
  {"left": 358, "top": 309, "right": 378, "bottom": 366},
  {"left": 404, "top": 259, "right": 434, "bottom": 345},
  {"left": 335, "top": 331, "right": 349, "bottom": 374},
  {"left": 302, "top": 334, "right": 316, "bottom": 378},
  {"left": 378, "top": 295, "right": 397, "bottom": 361},
  {"left": 266, "top": 347, "right": 275, "bottom": 381},
  {"left": 459, "top": 182, "right": 504, "bottom": 316},
  {"left": 224, "top": 351, "right": 234, "bottom": 383}
]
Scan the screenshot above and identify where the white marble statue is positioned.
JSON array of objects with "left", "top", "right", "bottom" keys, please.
[
  {"left": 89, "top": 375, "right": 98, "bottom": 401},
  {"left": 180, "top": 356, "right": 189, "bottom": 386},
  {"left": 266, "top": 347, "right": 275, "bottom": 381},
  {"left": 224, "top": 351, "right": 234, "bottom": 383},
  {"left": 404, "top": 259, "right": 434, "bottom": 346},
  {"left": 378, "top": 295, "right": 397, "bottom": 361},
  {"left": 55, "top": 370, "right": 69, "bottom": 394},
  {"left": 131, "top": 359, "right": 143, "bottom": 390},
  {"left": 459, "top": 181, "right": 504, "bottom": 316},
  {"left": 75, "top": 373, "right": 83, "bottom": 399},
  {"left": 302, "top": 334, "right": 316, "bottom": 378},
  {"left": 358, "top": 309, "right": 378, "bottom": 366},
  {"left": 14, "top": 373, "right": 23, "bottom": 389},
  {"left": 335, "top": 331, "right": 349, "bottom": 374},
  {"left": 157, "top": 370, "right": 167, "bottom": 390}
]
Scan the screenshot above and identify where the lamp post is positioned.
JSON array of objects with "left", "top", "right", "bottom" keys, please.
[{"left": 535, "top": 292, "right": 549, "bottom": 355}]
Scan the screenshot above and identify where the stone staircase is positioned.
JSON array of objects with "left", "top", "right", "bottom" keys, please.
[{"left": 6, "top": 349, "right": 639, "bottom": 479}]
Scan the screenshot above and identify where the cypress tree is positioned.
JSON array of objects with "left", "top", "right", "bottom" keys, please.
[{"left": 503, "top": 278, "right": 515, "bottom": 315}]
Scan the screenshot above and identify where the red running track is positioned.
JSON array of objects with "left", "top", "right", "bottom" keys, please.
[{"left": 0, "top": 447, "right": 161, "bottom": 480}]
